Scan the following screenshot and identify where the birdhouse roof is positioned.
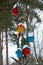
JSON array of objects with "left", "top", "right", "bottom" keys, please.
[
  {"left": 23, "top": 45, "right": 30, "bottom": 49},
  {"left": 13, "top": 4, "right": 17, "bottom": 9},
  {"left": 18, "top": 48, "right": 22, "bottom": 51},
  {"left": 17, "top": 48, "right": 22, "bottom": 51},
  {"left": 18, "top": 23, "right": 24, "bottom": 27},
  {"left": 28, "top": 32, "right": 33, "bottom": 37},
  {"left": 16, "top": 48, "right": 22, "bottom": 54},
  {"left": 23, "top": 47, "right": 30, "bottom": 55}
]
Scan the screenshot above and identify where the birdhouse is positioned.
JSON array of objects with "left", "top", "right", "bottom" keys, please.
[
  {"left": 17, "top": 23, "right": 24, "bottom": 33},
  {"left": 21, "top": 38, "right": 27, "bottom": 49},
  {"left": 16, "top": 48, "right": 23, "bottom": 58},
  {"left": 23, "top": 45, "right": 30, "bottom": 55},
  {"left": 28, "top": 32, "right": 34, "bottom": 42},
  {"left": 12, "top": 4, "right": 18, "bottom": 16},
  {"left": 28, "top": 35, "right": 34, "bottom": 42}
]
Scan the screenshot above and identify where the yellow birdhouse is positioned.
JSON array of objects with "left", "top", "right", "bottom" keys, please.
[{"left": 17, "top": 23, "right": 24, "bottom": 33}]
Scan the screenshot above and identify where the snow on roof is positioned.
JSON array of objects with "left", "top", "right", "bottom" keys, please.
[
  {"left": 13, "top": 4, "right": 17, "bottom": 9},
  {"left": 28, "top": 32, "right": 33, "bottom": 37},
  {"left": 18, "top": 23, "right": 24, "bottom": 27},
  {"left": 17, "top": 48, "right": 22, "bottom": 51},
  {"left": 23, "top": 45, "right": 30, "bottom": 49}
]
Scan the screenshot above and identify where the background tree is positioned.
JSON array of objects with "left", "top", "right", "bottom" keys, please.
[
  {"left": 9, "top": 0, "right": 43, "bottom": 65},
  {"left": 0, "top": 0, "right": 14, "bottom": 65}
]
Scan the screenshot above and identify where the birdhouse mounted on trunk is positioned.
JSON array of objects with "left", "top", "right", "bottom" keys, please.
[
  {"left": 28, "top": 32, "right": 34, "bottom": 42},
  {"left": 17, "top": 23, "right": 25, "bottom": 33},
  {"left": 16, "top": 48, "right": 23, "bottom": 58},
  {"left": 23, "top": 45, "right": 30, "bottom": 56},
  {"left": 12, "top": 4, "right": 19, "bottom": 16},
  {"left": 21, "top": 37, "right": 27, "bottom": 49}
]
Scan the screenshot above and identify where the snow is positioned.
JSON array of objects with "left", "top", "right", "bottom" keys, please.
[
  {"left": 23, "top": 45, "right": 30, "bottom": 49},
  {"left": 13, "top": 4, "right": 17, "bottom": 9},
  {"left": 28, "top": 32, "right": 33, "bottom": 36},
  {"left": 3, "top": 43, "right": 18, "bottom": 65},
  {"left": 16, "top": 48, "right": 22, "bottom": 51},
  {"left": 18, "top": 23, "right": 25, "bottom": 27}
]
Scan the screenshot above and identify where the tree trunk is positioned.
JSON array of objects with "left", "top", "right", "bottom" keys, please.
[
  {"left": 5, "top": 28, "right": 8, "bottom": 65},
  {"left": 0, "top": 31, "right": 3, "bottom": 65},
  {"left": 25, "top": 15, "right": 28, "bottom": 44},
  {"left": 2, "top": 30, "right": 3, "bottom": 48},
  {"left": 17, "top": 33, "right": 20, "bottom": 48},
  {"left": 1, "top": 30, "right": 3, "bottom": 65},
  {"left": 33, "top": 30, "right": 37, "bottom": 61}
]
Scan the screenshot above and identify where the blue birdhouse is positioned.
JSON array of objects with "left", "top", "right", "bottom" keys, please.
[
  {"left": 28, "top": 36, "right": 34, "bottom": 42},
  {"left": 28, "top": 32, "right": 34, "bottom": 42},
  {"left": 16, "top": 48, "right": 23, "bottom": 58}
]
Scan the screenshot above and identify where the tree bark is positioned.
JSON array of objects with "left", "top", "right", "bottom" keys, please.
[
  {"left": 2, "top": 30, "right": 3, "bottom": 48},
  {"left": 33, "top": 30, "right": 37, "bottom": 61},
  {"left": 1, "top": 30, "right": 3, "bottom": 65},
  {"left": 5, "top": 28, "right": 8, "bottom": 65},
  {"left": 0, "top": 31, "right": 3, "bottom": 65},
  {"left": 25, "top": 15, "right": 28, "bottom": 44}
]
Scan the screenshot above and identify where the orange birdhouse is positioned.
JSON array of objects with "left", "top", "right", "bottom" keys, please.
[{"left": 17, "top": 23, "right": 24, "bottom": 33}]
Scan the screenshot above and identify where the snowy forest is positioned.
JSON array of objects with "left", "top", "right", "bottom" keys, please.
[{"left": 0, "top": 0, "right": 43, "bottom": 65}]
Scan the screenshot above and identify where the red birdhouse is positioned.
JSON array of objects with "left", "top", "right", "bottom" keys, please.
[
  {"left": 12, "top": 4, "right": 18, "bottom": 16},
  {"left": 23, "top": 47, "right": 30, "bottom": 56}
]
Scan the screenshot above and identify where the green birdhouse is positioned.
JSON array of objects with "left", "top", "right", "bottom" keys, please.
[{"left": 21, "top": 37, "right": 27, "bottom": 49}]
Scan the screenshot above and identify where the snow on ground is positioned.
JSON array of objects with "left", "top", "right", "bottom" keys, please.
[{"left": 3, "top": 43, "right": 18, "bottom": 65}]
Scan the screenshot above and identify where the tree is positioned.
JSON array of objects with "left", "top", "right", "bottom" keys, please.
[
  {"left": 9, "top": 0, "right": 43, "bottom": 65},
  {"left": 0, "top": 31, "right": 3, "bottom": 65},
  {"left": 0, "top": 1, "right": 14, "bottom": 65},
  {"left": 0, "top": 0, "right": 43, "bottom": 65}
]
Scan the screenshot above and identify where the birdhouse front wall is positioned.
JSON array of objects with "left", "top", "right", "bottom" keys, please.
[
  {"left": 21, "top": 38, "right": 27, "bottom": 48},
  {"left": 16, "top": 49, "right": 23, "bottom": 58},
  {"left": 27, "top": 36, "right": 34, "bottom": 42},
  {"left": 12, "top": 6, "right": 18, "bottom": 16},
  {"left": 23, "top": 48, "right": 30, "bottom": 55},
  {"left": 17, "top": 24, "right": 24, "bottom": 33}
]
